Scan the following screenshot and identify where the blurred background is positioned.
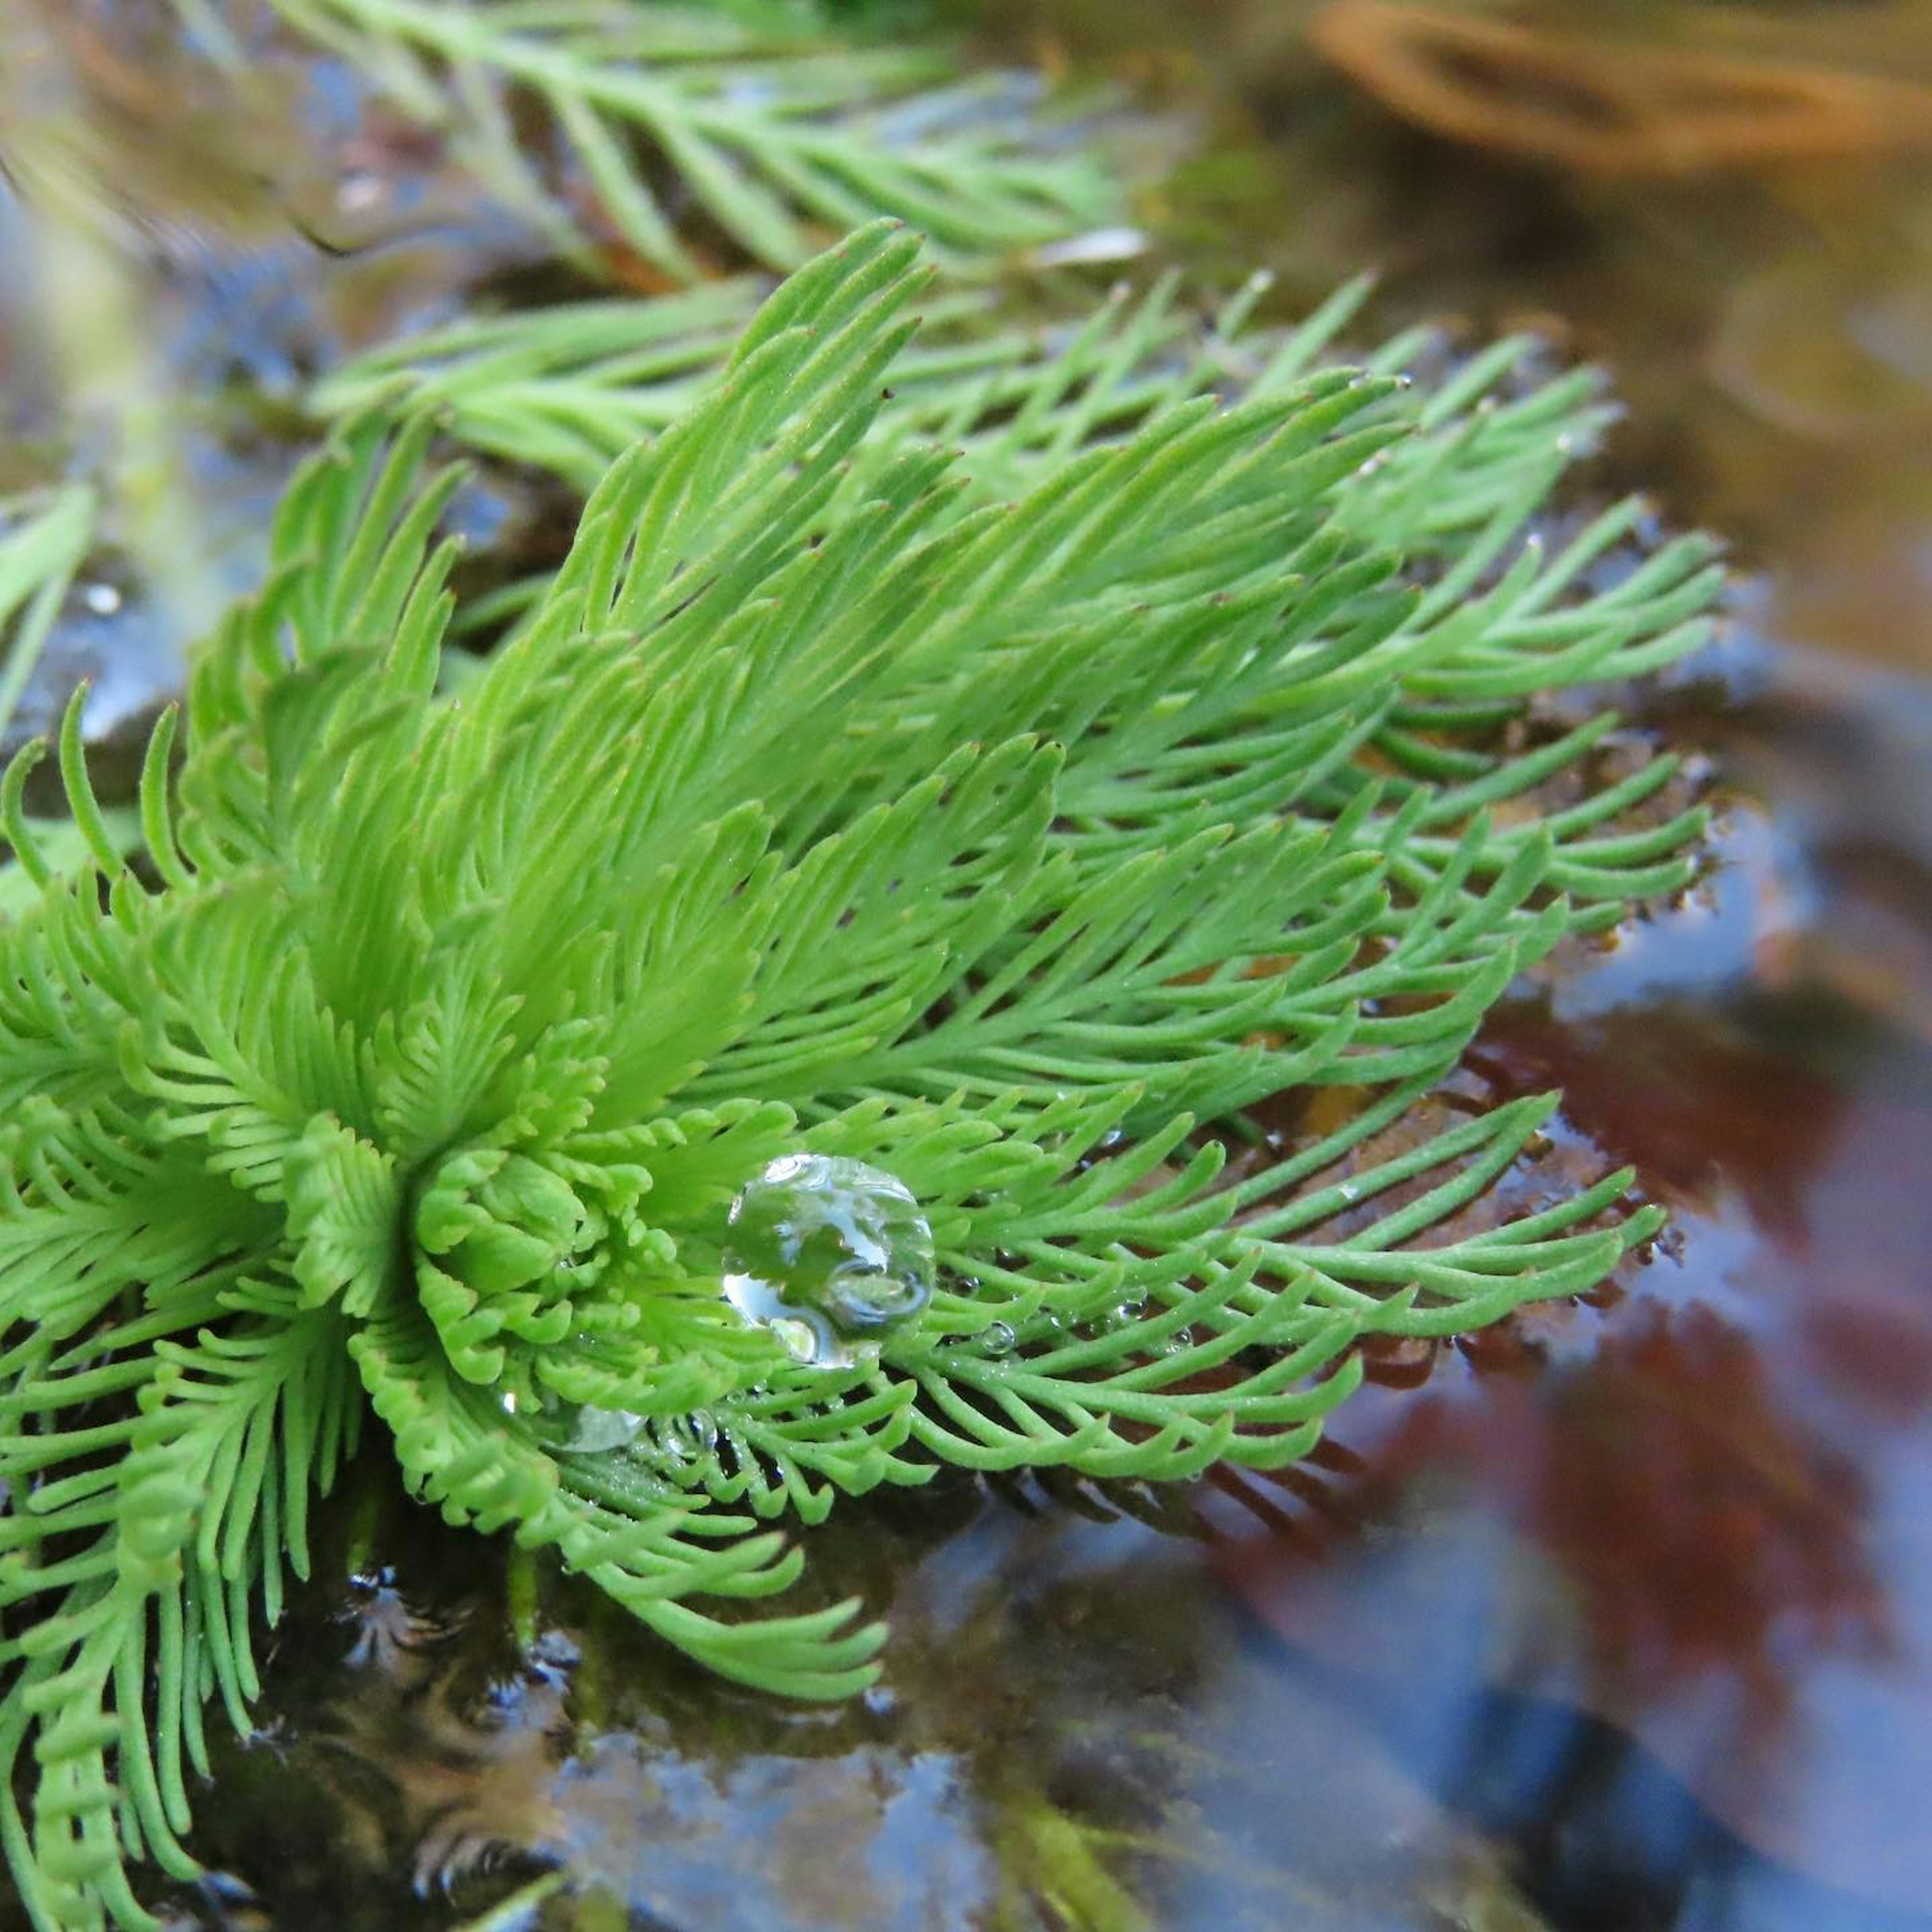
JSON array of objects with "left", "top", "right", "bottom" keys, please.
[{"left": 959, "top": 0, "right": 1932, "bottom": 677}]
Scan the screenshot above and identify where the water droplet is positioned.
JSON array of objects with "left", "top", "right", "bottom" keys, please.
[
  {"left": 769, "top": 1315, "right": 823, "bottom": 1362},
  {"left": 82, "top": 581, "right": 121, "bottom": 615},
  {"left": 721, "top": 1155, "right": 935, "bottom": 1369},
  {"left": 539, "top": 1402, "right": 646, "bottom": 1455},
  {"left": 658, "top": 1407, "right": 721, "bottom": 1463},
  {"left": 1337, "top": 1181, "right": 1361, "bottom": 1203},
  {"left": 981, "top": 1321, "right": 1016, "bottom": 1355}
]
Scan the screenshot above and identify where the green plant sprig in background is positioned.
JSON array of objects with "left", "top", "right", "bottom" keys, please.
[{"left": 179, "top": 0, "right": 1119, "bottom": 274}]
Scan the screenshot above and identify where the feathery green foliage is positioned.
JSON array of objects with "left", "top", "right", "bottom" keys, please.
[
  {"left": 0, "top": 487, "right": 94, "bottom": 749},
  {"left": 0, "top": 223, "right": 1714, "bottom": 1928},
  {"left": 318, "top": 266, "right": 1717, "bottom": 925},
  {"left": 190, "top": 0, "right": 1115, "bottom": 273},
  {"left": 0, "top": 488, "right": 148, "bottom": 921}
]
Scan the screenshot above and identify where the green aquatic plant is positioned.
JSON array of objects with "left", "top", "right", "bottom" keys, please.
[
  {"left": 0, "top": 488, "right": 150, "bottom": 922},
  {"left": 312, "top": 264, "right": 1588, "bottom": 512},
  {"left": 316, "top": 265, "right": 1710, "bottom": 925},
  {"left": 0, "top": 223, "right": 1717, "bottom": 1928},
  {"left": 0, "top": 486, "right": 95, "bottom": 750},
  {"left": 179, "top": 0, "right": 1115, "bottom": 273}
]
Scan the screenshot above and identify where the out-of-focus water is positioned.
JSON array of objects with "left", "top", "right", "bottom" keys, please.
[
  {"left": 966, "top": 0, "right": 1932, "bottom": 678},
  {"left": 3, "top": 3, "right": 1931, "bottom": 1929}
]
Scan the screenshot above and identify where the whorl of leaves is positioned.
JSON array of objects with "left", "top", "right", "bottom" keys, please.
[{"left": 0, "top": 224, "right": 1717, "bottom": 1928}]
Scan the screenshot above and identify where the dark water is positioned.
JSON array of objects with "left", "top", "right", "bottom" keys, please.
[
  {"left": 1212, "top": 638, "right": 1932, "bottom": 1931},
  {"left": 5, "top": 3, "right": 1932, "bottom": 1929}
]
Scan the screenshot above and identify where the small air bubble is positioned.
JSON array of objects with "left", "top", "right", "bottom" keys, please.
[
  {"left": 982, "top": 1321, "right": 1016, "bottom": 1355},
  {"left": 337, "top": 168, "right": 385, "bottom": 216}
]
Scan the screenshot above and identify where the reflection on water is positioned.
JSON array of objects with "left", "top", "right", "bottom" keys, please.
[
  {"left": 1211, "top": 640, "right": 1932, "bottom": 1930},
  {"left": 0, "top": 0, "right": 552, "bottom": 775}
]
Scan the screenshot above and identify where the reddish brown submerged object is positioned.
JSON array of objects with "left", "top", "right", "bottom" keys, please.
[{"left": 1311, "top": 0, "right": 1932, "bottom": 174}]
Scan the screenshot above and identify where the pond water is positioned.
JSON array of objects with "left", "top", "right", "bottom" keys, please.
[{"left": 4, "top": 3, "right": 1932, "bottom": 1929}]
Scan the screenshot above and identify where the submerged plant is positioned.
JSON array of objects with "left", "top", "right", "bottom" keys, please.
[{"left": 0, "top": 223, "right": 1717, "bottom": 1928}]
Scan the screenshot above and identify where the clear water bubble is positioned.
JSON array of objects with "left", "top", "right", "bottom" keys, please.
[
  {"left": 658, "top": 1407, "right": 722, "bottom": 1464},
  {"left": 721, "top": 1154, "right": 936, "bottom": 1369},
  {"left": 981, "top": 1321, "right": 1016, "bottom": 1355},
  {"left": 767, "top": 1314, "right": 824, "bottom": 1362},
  {"left": 527, "top": 1401, "right": 645, "bottom": 1455}
]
